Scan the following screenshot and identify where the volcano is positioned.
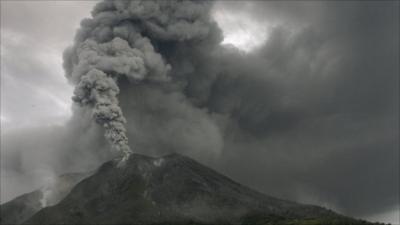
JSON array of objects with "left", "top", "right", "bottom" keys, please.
[{"left": 1, "top": 153, "right": 375, "bottom": 224}]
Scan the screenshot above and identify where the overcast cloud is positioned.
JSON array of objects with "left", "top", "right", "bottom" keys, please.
[{"left": 0, "top": 1, "right": 398, "bottom": 224}]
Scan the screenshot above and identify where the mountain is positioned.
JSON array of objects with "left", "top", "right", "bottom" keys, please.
[
  {"left": 0, "top": 172, "right": 92, "bottom": 224},
  {"left": 3, "top": 153, "right": 377, "bottom": 224}
]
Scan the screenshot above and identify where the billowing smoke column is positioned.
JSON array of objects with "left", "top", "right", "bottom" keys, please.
[{"left": 63, "top": 0, "right": 217, "bottom": 161}]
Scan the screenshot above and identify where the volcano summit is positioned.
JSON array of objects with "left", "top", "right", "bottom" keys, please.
[{"left": 2, "top": 153, "right": 376, "bottom": 225}]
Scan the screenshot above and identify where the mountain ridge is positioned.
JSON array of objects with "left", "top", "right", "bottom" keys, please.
[
  {"left": 1, "top": 171, "right": 91, "bottom": 224},
  {"left": 2, "top": 153, "right": 381, "bottom": 225}
]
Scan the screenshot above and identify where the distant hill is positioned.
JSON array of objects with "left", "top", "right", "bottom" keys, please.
[
  {"left": 2, "top": 153, "right": 382, "bottom": 224},
  {"left": 1, "top": 172, "right": 91, "bottom": 224}
]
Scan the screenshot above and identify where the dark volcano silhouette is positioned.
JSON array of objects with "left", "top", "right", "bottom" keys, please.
[{"left": 2, "top": 153, "right": 376, "bottom": 224}]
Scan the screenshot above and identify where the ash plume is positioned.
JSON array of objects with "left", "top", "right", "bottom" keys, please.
[
  {"left": 2, "top": 0, "right": 396, "bottom": 221},
  {"left": 63, "top": 0, "right": 217, "bottom": 160}
]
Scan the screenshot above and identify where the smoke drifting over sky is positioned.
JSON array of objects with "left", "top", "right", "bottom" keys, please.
[{"left": 1, "top": 1, "right": 398, "bottom": 224}]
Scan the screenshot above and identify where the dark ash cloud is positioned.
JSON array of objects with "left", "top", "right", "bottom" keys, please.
[
  {"left": 1, "top": 0, "right": 398, "bottom": 223},
  {"left": 207, "top": 1, "right": 399, "bottom": 219}
]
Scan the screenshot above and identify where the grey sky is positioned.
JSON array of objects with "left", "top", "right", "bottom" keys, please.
[
  {"left": 1, "top": 1, "right": 95, "bottom": 130},
  {"left": 0, "top": 1, "right": 398, "bottom": 224}
]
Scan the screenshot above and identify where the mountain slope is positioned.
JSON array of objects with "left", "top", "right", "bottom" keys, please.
[
  {"left": 0, "top": 172, "right": 91, "bottom": 224},
  {"left": 24, "top": 153, "right": 373, "bottom": 224}
]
